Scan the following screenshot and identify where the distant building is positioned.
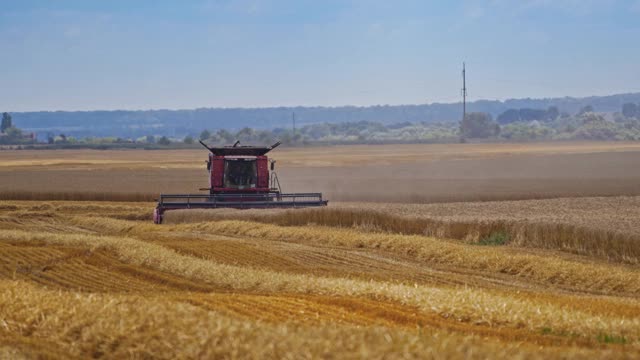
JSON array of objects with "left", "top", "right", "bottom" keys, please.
[{"left": 0, "top": 131, "right": 37, "bottom": 143}]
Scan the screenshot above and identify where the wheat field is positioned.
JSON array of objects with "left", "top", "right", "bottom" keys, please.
[
  {"left": 1, "top": 143, "right": 640, "bottom": 358},
  {"left": 1, "top": 199, "right": 639, "bottom": 359}
]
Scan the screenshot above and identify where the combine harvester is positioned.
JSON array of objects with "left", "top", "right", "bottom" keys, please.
[{"left": 153, "top": 140, "right": 328, "bottom": 224}]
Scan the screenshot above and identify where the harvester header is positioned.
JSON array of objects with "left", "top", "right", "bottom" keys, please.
[
  {"left": 198, "top": 140, "right": 281, "bottom": 156},
  {"left": 153, "top": 140, "right": 327, "bottom": 223}
]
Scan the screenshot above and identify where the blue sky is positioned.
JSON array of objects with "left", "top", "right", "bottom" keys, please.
[{"left": 1, "top": 0, "right": 639, "bottom": 111}]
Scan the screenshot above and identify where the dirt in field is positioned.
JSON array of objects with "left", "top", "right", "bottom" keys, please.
[{"left": 1, "top": 142, "right": 640, "bottom": 202}]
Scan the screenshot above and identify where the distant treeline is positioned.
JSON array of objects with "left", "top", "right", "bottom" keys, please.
[
  {"left": 9, "top": 102, "right": 639, "bottom": 150},
  {"left": 10, "top": 92, "right": 640, "bottom": 139},
  {"left": 460, "top": 102, "right": 640, "bottom": 141}
]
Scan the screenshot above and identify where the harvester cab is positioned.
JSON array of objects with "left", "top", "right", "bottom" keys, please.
[{"left": 153, "top": 140, "right": 328, "bottom": 224}]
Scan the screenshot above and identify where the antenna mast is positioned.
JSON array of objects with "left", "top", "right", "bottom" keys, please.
[
  {"left": 462, "top": 62, "right": 467, "bottom": 121},
  {"left": 292, "top": 112, "right": 296, "bottom": 134}
]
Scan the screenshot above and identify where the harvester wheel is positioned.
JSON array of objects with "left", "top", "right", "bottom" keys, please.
[{"left": 153, "top": 208, "right": 163, "bottom": 224}]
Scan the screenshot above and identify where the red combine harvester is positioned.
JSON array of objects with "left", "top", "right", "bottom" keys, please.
[{"left": 153, "top": 140, "right": 328, "bottom": 224}]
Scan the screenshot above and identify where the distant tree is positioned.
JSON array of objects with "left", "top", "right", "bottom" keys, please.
[
  {"left": 518, "top": 108, "right": 547, "bottom": 122},
  {"left": 613, "top": 112, "right": 627, "bottom": 123},
  {"left": 622, "top": 103, "right": 638, "bottom": 118},
  {"left": 257, "top": 130, "right": 276, "bottom": 143},
  {"left": 580, "top": 112, "right": 605, "bottom": 125},
  {"left": 387, "top": 121, "right": 413, "bottom": 130},
  {"left": 5, "top": 126, "right": 22, "bottom": 139},
  {"left": 460, "top": 112, "right": 500, "bottom": 138},
  {"left": 145, "top": 135, "right": 155, "bottom": 143},
  {"left": 236, "top": 127, "right": 255, "bottom": 142},
  {"left": 52, "top": 134, "right": 68, "bottom": 144},
  {"left": 1, "top": 113, "right": 12, "bottom": 133},
  {"left": 183, "top": 135, "right": 194, "bottom": 144},
  {"left": 546, "top": 106, "right": 560, "bottom": 121},
  {"left": 280, "top": 131, "right": 293, "bottom": 145},
  {"left": 289, "top": 132, "right": 303, "bottom": 144},
  {"left": 216, "top": 129, "right": 235, "bottom": 143},
  {"left": 578, "top": 105, "right": 594, "bottom": 115},
  {"left": 499, "top": 107, "right": 555, "bottom": 124},
  {"left": 497, "top": 109, "right": 520, "bottom": 124},
  {"left": 500, "top": 122, "right": 552, "bottom": 141},
  {"left": 306, "top": 123, "right": 331, "bottom": 139},
  {"left": 199, "top": 129, "right": 211, "bottom": 141},
  {"left": 157, "top": 136, "right": 171, "bottom": 145},
  {"left": 573, "top": 114, "right": 618, "bottom": 140}
]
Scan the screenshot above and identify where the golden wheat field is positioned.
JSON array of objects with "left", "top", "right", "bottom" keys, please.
[{"left": 1, "top": 143, "right": 640, "bottom": 359}]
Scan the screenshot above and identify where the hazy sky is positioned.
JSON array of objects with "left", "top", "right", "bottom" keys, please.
[{"left": 1, "top": 0, "right": 639, "bottom": 111}]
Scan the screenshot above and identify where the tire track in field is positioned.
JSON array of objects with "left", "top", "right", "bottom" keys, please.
[
  {"left": 152, "top": 235, "right": 303, "bottom": 270},
  {"left": 0, "top": 245, "right": 222, "bottom": 293},
  {"left": 175, "top": 292, "right": 615, "bottom": 349},
  {"left": 151, "top": 233, "right": 468, "bottom": 287},
  {"left": 147, "top": 231, "right": 640, "bottom": 322},
  {"left": 0, "top": 216, "right": 93, "bottom": 235},
  {"left": 147, "top": 231, "right": 596, "bottom": 295}
]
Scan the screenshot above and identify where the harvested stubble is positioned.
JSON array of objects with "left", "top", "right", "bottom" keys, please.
[
  {"left": 2, "top": 200, "right": 640, "bottom": 358},
  {"left": 2, "top": 227, "right": 640, "bottom": 345},
  {"left": 145, "top": 219, "right": 640, "bottom": 296},
  {"left": 2, "top": 281, "right": 628, "bottom": 360}
]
